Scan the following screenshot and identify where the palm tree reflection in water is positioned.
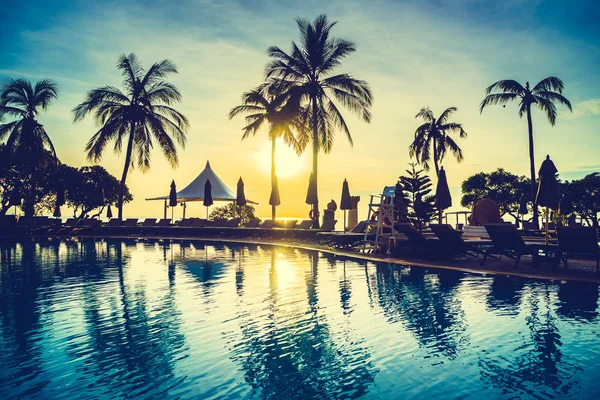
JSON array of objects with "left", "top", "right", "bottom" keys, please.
[{"left": 229, "top": 250, "right": 376, "bottom": 399}]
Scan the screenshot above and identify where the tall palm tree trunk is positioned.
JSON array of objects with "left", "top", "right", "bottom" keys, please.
[
  {"left": 526, "top": 105, "right": 539, "bottom": 229},
  {"left": 311, "top": 96, "right": 320, "bottom": 228},
  {"left": 432, "top": 140, "right": 443, "bottom": 223},
  {"left": 271, "top": 136, "right": 277, "bottom": 221},
  {"left": 118, "top": 122, "right": 135, "bottom": 220}
]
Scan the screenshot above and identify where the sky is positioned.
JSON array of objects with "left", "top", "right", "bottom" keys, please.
[{"left": 1, "top": 0, "right": 599, "bottom": 220}]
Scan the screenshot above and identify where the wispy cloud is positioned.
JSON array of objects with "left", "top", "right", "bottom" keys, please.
[{"left": 564, "top": 98, "right": 600, "bottom": 120}]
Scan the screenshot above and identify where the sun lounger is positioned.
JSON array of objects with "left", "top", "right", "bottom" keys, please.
[
  {"left": 142, "top": 218, "right": 157, "bottom": 227},
  {"left": 557, "top": 226, "right": 599, "bottom": 272},
  {"left": 283, "top": 220, "right": 298, "bottom": 229},
  {"left": 156, "top": 219, "right": 172, "bottom": 227},
  {"left": 33, "top": 216, "right": 50, "bottom": 227},
  {"left": 79, "top": 219, "right": 101, "bottom": 227},
  {"left": 0, "top": 215, "right": 17, "bottom": 228},
  {"left": 177, "top": 218, "right": 193, "bottom": 227},
  {"left": 64, "top": 218, "right": 80, "bottom": 228},
  {"left": 106, "top": 218, "right": 122, "bottom": 227},
  {"left": 225, "top": 218, "right": 241, "bottom": 227},
  {"left": 318, "top": 220, "right": 369, "bottom": 247},
  {"left": 296, "top": 220, "right": 313, "bottom": 229},
  {"left": 482, "top": 224, "right": 552, "bottom": 267},
  {"left": 190, "top": 218, "right": 208, "bottom": 227},
  {"left": 429, "top": 224, "right": 490, "bottom": 258},
  {"left": 317, "top": 219, "right": 337, "bottom": 232},
  {"left": 122, "top": 218, "right": 138, "bottom": 227},
  {"left": 260, "top": 220, "right": 274, "bottom": 229},
  {"left": 243, "top": 218, "right": 261, "bottom": 228}
]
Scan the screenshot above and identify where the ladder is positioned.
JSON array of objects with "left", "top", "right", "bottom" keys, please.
[{"left": 362, "top": 186, "right": 397, "bottom": 254}]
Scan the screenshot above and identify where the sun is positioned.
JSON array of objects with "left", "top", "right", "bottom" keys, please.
[{"left": 257, "top": 138, "right": 306, "bottom": 178}]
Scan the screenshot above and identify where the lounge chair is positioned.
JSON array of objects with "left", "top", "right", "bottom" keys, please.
[
  {"left": 156, "top": 219, "right": 172, "bottom": 227},
  {"left": 64, "top": 218, "right": 80, "bottom": 228},
  {"left": 394, "top": 223, "right": 435, "bottom": 255},
  {"left": 260, "top": 220, "right": 274, "bottom": 229},
  {"left": 317, "top": 219, "right": 337, "bottom": 232},
  {"left": 106, "top": 218, "right": 122, "bottom": 227},
  {"left": 243, "top": 218, "right": 261, "bottom": 228},
  {"left": 296, "top": 220, "right": 313, "bottom": 229},
  {"left": 122, "top": 218, "right": 138, "bottom": 227},
  {"left": 284, "top": 220, "right": 298, "bottom": 229},
  {"left": 225, "top": 218, "right": 241, "bottom": 227},
  {"left": 318, "top": 220, "right": 369, "bottom": 248},
  {"left": 177, "top": 218, "right": 193, "bottom": 227},
  {"left": 429, "top": 224, "right": 490, "bottom": 258},
  {"left": 190, "top": 218, "right": 208, "bottom": 227},
  {"left": 142, "top": 218, "right": 157, "bottom": 227},
  {"left": 17, "top": 217, "right": 34, "bottom": 228},
  {"left": 80, "top": 219, "right": 101, "bottom": 227},
  {"left": 33, "top": 216, "right": 51, "bottom": 227},
  {"left": 0, "top": 215, "right": 17, "bottom": 228},
  {"left": 557, "top": 226, "right": 600, "bottom": 272},
  {"left": 482, "top": 224, "right": 555, "bottom": 267}
]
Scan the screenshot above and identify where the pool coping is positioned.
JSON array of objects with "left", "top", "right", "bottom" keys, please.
[{"left": 8, "top": 233, "right": 598, "bottom": 285}]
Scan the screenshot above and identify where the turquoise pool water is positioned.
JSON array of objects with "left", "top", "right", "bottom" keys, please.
[{"left": 0, "top": 239, "right": 599, "bottom": 399}]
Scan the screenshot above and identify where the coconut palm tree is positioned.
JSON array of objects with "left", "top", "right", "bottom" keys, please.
[
  {"left": 229, "top": 84, "right": 303, "bottom": 221},
  {"left": 266, "top": 15, "right": 373, "bottom": 227},
  {"left": 409, "top": 107, "right": 466, "bottom": 177},
  {"left": 480, "top": 77, "right": 572, "bottom": 228},
  {"left": 0, "top": 78, "right": 59, "bottom": 163},
  {"left": 0, "top": 78, "right": 59, "bottom": 215},
  {"left": 73, "top": 53, "right": 189, "bottom": 220}
]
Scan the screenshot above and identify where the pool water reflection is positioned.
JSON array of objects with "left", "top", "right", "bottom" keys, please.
[{"left": 0, "top": 239, "right": 599, "bottom": 399}]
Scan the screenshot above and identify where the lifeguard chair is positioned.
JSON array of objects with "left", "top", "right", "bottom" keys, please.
[{"left": 362, "top": 186, "right": 397, "bottom": 254}]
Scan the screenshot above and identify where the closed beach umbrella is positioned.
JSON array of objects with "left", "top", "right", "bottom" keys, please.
[
  {"left": 518, "top": 193, "right": 529, "bottom": 215},
  {"left": 536, "top": 155, "right": 560, "bottom": 209},
  {"left": 106, "top": 204, "right": 113, "bottom": 218},
  {"left": 54, "top": 185, "right": 64, "bottom": 217},
  {"left": 306, "top": 172, "right": 317, "bottom": 205},
  {"left": 169, "top": 180, "right": 178, "bottom": 207},
  {"left": 435, "top": 167, "right": 452, "bottom": 222},
  {"left": 236, "top": 177, "right": 247, "bottom": 207},
  {"left": 269, "top": 174, "right": 281, "bottom": 220},
  {"left": 169, "top": 180, "right": 177, "bottom": 222},
  {"left": 536, "top": 155, "right": 559, "bottom": 244},
  {"left": 53, "top": 202, "right": 61, "bottom": 218},
  {"left": 340, "top": 179, "right": 352, "bottom": 231},
  {"left": 305, "top": 172, "right": 319, "bottom": 227},
  {"left": 204, "top": 179, "right": 213, "bottom": 219}
]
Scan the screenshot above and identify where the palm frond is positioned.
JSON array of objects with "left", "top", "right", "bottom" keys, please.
[
  {"left": 436, "top": 106, "right": 457, "bottom": 125},
  {"left": 534, "top": 95, "right": 558, "bottom": 125},
  {"left": 532, "top": 77, "right": 564, "bottom": 94},
  {"left": 479, "top": 93, "right": 518, "bottom": 113},
  {"left": 484, "top": 79, "right": 524, "bottom": 95},
  {"left": 534, "top": 91, "right": 572, "bottom": 112}
]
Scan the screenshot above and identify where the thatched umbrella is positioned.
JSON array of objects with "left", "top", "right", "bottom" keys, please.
[
  {"left": 204, "top": 179, "right": 213, "bottom": 219},
  {"left": 340, "top": 179, "right": 352, "bottom": 231},
  {"left": 435, "top": 167, "right": 452, "bottom": 223},
  {"left": 306, "top": 172, "right": 319, "bottom": 228},
  {"left": 236, "top": 177, "right": 246, "bottom": 218},
  {"left": 54, "top": 185, "right": 64, "bottom": 218},
  {"left": 169, "top": 180, "right": 177, "bottom": 222},
  {"left": 269, "top": 175, "right": 281, "bottom": 221},
  {"left": 535, "top": 155, "right": 559, "bottom": 244}
]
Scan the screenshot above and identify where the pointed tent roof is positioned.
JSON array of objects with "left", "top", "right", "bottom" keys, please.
[{"left": 146, "top": 161, "right": 256, "bottom": 204}]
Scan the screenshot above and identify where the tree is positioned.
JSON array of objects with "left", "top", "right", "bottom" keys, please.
[
  {"left": 0, "top": 78, "right": 60, "bottom": 215},
  {"left": 229, "top": 84, "right": 303, "bottom": 221},
  {"left": 63, "top": 165, "right": 132, "bottom": 218},
  {"left": 461, "top": 168, "right": 531, "bottom": 223},
  {"left": 73, "top": 53, "right": 189, "bottom": 220},
  {"left": 409, "top": 107, "right": 466, "bottom": 177},
  {"left": 399, "top": 163, "right": 436, "bottom": 226},
  {"left": 209, "top": 203, "right": 257, "bottom": 225},
  {"left": 480, "top": 77, "right": 572, "bottom": 228},
  {"left": 564, "top": 173, "right": 600, "bottom": 228},
  {"left": 266, "top": 15, "right": 373, "bottom": 226}
]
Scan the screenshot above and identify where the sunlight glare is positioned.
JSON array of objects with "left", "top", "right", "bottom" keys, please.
[{"left": 257, "top": 139, "right": 306, "bottom": 178}]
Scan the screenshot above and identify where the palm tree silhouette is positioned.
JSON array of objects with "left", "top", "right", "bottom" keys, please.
[
  {"left": 229, "top": 84, "right": 303, "bottom": 221},
  {"left": 480, "top": 77, "right": 571, "bottom": 228},
  {"left": 0, "top": 78, "right": 60, "bottom": 214},
  {"left": 409, "top": 107, "right": 466, "bottom": 177},
  {"left": 73, "top": 53, "right": 189, "bottom": 220},
  {"left": 266, "top": 15, "right": 373, "bottom": 225}
]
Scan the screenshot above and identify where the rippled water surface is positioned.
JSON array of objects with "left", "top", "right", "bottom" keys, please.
[{"left": 1, "top": 239, "right": 599, "bottom": 399}]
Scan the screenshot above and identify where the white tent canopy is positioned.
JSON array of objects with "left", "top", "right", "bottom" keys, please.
[{"left": 146, "top": 161, "right": 257, "bottom": 204}]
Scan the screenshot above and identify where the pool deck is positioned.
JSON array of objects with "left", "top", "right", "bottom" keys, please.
[{"left": 3, "top": 230, "right": 598, "bottom": 284}]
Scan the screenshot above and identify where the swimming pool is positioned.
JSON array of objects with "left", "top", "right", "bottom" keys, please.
[{"left": 1, "top": 239, "right": 599, "bottom": 399}]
